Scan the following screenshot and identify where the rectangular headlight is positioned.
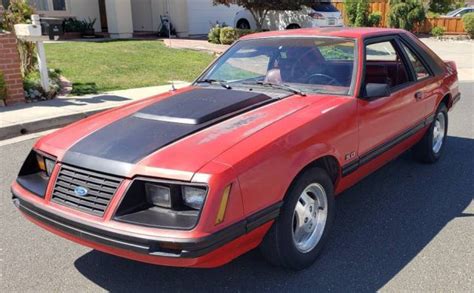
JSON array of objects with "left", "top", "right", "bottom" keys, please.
[
  {"left": 181, "top": 186, "right": 207, "bottom": 210},
  {"left": 145, "top": 183, "right": 172, "bottom": 208}
]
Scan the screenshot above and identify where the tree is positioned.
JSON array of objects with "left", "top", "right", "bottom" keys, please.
[
  {"left": 388, "top": 0, "right": 426, "bottom": 31},
  {"left": 354, "top": 0, "right": 370, "bottom": 27},
  {"left": 213, "top": 0, "right": 321, "bottom": 31},
  {"left": 429, "top": 0, "right": 464, "bottom": 14}
]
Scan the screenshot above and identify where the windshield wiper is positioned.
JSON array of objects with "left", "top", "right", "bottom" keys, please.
[
  {"left": 243, "top": 81, "right": 306, "bottom": 96},
  {"left": 196, "top": 79, "right": 232, "bottom": 90}
]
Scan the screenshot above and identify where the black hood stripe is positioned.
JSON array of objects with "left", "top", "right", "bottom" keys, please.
[{"left": 62, "top": 88, "right": 273, "bottom": 177}]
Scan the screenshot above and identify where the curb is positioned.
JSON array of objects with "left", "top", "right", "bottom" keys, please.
[{"left": 0, "top": 107, "right": 110, "bottom": 140}]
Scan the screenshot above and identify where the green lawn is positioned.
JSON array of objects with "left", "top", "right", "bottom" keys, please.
[{"left": 44, "top": 40, "right": 215, "bottom": 93}]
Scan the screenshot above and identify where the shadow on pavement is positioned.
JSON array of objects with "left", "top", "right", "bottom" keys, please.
[
  {"left": 0, "top": 95, "right": 130, "bottom": 113},
  {"left": 74, "top": 136, "right": 473, "bottom": 292}
]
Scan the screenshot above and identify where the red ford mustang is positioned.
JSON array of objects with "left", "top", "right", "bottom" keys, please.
[{"left": 11, "top": 28, "right": 460, "bottom": 270}]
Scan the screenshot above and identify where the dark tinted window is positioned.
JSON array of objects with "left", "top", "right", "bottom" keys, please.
[
  {"left": 312, "top": 3, "right": 339, "bottom": 12},
  {"left": 52, "top": 0, "right": 66, "bottom": 10}
]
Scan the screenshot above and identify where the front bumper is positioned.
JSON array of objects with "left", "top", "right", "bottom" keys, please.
[{"left": 12, "top": 185, "right": 280, "bottom": 267}]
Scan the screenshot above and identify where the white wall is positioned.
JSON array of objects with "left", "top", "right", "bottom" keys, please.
[
  {"left": 187, "top": 0, "right": 241, "bottom": 35},
  {"left": 68, "top": 0, "right": 101, "bottom": 32}
]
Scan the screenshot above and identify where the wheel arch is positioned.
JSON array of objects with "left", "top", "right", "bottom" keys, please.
[
  {"left": 236, "top": 18, "right": 251, "bottom": 29},
  {"left": 440, "top": 93, "right": 453, "bottom": 110},
  {"left": 283, "top": 155, "right": 341, "bottom": 201},
  {"left": 286, "top": 23, "right": 301, "bottom": 30}
]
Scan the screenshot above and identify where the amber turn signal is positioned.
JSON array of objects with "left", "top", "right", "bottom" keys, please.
[{"left": 215, "top": 184, "right": 232, "bottom": 225}]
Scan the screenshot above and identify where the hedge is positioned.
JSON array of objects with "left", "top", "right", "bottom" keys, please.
[{"left": 463, "top": 13, "right": 474, "bottom": 39}]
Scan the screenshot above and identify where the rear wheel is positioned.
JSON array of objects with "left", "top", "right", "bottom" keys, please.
[
  {"left": 260, "top": 167, "right": 335, "bottom": 270},
  {"left": 236, "top": 19, "right": 251, "bottom": 30},
  {"left": 413, "top": 103, "right": 448, "bottom": 163}
]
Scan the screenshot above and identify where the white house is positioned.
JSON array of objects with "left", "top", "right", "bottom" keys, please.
[{"left": 1, "top": 0, "right": 241, "bottom": 38}]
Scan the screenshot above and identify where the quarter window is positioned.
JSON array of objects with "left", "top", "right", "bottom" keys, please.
[{"left": 400, "top": 42, "right": 430, "bottom": 80}]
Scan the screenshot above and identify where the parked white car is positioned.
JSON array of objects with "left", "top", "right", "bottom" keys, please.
[
  {"left": 443, "top": 6, "right": 474, "bottom": 17},
  {"left": 234, "top": 2, "right": 343, "bottom": 30}
]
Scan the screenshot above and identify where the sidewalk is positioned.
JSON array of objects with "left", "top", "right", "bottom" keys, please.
[
  {"left": 163, "top": 39, "right": 229, "bottom": 54},
  {"left": 0, "top": 82, "right": 189, "bottom": 140}
]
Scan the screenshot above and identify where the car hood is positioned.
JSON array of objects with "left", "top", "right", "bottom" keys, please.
[{"left": 36, "top": 86, "right": 313, "bottom": 180}]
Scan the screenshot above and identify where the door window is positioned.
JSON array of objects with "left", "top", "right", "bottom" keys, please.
[{"left": 364, "top": 40, "right": 410, "bottom": 89}]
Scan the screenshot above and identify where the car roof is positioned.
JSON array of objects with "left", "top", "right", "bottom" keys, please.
[{"left": 240, "top": 27, "right": 406, "bottom": 40}]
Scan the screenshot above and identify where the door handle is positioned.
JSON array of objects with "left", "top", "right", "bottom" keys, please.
[{"left": 415, "top": 91, "right": 424, "bottom": 101}]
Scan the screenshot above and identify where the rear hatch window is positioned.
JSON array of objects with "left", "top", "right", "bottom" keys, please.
[{"left": 312, "top": 3, "right": 339, "bottom": 12}]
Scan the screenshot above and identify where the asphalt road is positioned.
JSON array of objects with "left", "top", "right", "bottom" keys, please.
[{"left": 1, "top": 82, "right": 473, "bottom": 292}]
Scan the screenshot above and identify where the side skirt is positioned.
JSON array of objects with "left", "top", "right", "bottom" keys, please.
[{"left": 342, "top": 114, "right": 434, "bottom": 177}]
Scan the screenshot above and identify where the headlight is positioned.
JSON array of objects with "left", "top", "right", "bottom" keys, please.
[
  {"left": 17, "top": 150, "right": 57, "bottom": 198},
  {"left": 114, "top": 179, "right": 208, "bottom": 229},
  {"left": 182, "top": 186, "right": 206, "bottom": 210},
  {"left": 145, "top": 183, "right": 172, "bottom": 208}
]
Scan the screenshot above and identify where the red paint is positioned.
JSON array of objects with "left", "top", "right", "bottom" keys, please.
[{"left": 12, "top": 28, "right": 459, "bottom": 268}]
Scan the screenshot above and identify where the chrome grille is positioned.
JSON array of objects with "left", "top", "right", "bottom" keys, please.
[{"left": 51, "top": 165, "right": 123, "bottom": 216}]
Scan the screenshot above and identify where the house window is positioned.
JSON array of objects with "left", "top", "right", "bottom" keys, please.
[
  {"left": 52, "top": 0, "right": 65, "bottom": 10},
  {"left": 30, "top": 0, "right": 49, "bottom": 10},
  {"left": 29, "top": 0, "right": 66, "bottom": 11}
]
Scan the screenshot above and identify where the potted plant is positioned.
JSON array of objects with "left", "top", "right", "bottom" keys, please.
[
  {"left": 81, "top": 18, "right": 96, "bottom": 38},
  {"left": 62, "top": 17, "right": 82, "bottom": 39}
]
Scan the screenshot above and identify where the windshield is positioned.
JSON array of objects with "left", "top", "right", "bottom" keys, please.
[
  {"left": 446, "top": 8, "right": 462, "bottom": 16},
  {"left": 198, "top": 37, "right": 356, "bottom": 96}
]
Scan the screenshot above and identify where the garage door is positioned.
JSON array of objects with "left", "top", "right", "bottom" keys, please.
[{"left": 187, "top": 0, "right": 241, "bottom": 35}]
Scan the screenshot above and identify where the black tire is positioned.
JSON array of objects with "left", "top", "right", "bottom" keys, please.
[
  {"left": 413, "top": 103, "right": 448, "bottom": 163},
  {"left": 260, "top": 167, "right": 335, "bottom": 270},
  {"left": 236, "top": 19, "right": 251, "bottom": 30}
]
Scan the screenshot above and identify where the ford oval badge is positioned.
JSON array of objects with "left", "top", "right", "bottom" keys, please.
[{"left": 74, "top": 186, "right": 88, "bottom": 197}]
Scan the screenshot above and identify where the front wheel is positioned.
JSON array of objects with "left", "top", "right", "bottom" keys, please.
[
  {"left": 260, "top": 167, "right": 335, "bottom": 270},
  {"left": 413, "top": 103, "right": 448, "bottom": 163}
]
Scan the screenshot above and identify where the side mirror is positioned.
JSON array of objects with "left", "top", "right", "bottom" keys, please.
[{"left": 363, "top": 83, "right": 391, "bottom": 100}]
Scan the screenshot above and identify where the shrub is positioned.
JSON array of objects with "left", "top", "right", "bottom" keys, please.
[
  {"left": 208, "top": 25, "right": 222, "bottom": 44},
  {"left": 23, "top": 69, "right": 62, "bottom": 101},
  {"left": 220, "top": 27, "right": 239, "bottom": 45},
  {"left": 388, "top": 0, "right": 426, "bottom": 32},
  {"left": 2, "top": 0, "right": 36, "bottom": 76},
  {"left": 63, "top": 17, "right": 83, "bottom": 33},
  {"left": 219, "top": 27, "right": 255, "bottom": 44},
  {"left": 0, "top": 72, "right": 6, "bottom": 100},
  {"left": 344, "top": 0, "right": 359, "bottom": 26},
  {"left": 431, "top": 26, "right": 445, "bottom": 37},
  {"left": 463, "top": 12, "right": 474, "bottom": 39},
  {"left": 368, "top": 11, "right": 382, "bottom": 27},
  {"left": 354, "top": 0, "right": 370, "bottom": 27}
]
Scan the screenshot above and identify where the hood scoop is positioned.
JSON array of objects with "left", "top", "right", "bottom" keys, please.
[{"left": 134, "top": 88, "right": 272, "bottom": 125}]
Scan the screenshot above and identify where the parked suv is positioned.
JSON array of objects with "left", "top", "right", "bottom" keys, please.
[{"left": 234, "top": 2, "right": 343, "bottom": 30}]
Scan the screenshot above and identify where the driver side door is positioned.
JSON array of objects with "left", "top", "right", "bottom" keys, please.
[{"left": 356, "top": 35, "right": 426, "bottom": 163}]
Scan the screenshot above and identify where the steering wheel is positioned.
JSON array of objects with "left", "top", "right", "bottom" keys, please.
[{"left": 306, "top": 73, "right": 341, "bottom": 86}]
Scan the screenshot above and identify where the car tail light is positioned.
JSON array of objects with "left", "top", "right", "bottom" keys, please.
[{"left": 309, "top": 12, "right": 325, "bottom": 19}]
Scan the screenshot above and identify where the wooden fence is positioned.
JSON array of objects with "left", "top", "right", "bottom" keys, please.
[{"left": 332, "top": 1, "right": 466, "bottom": 34}]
